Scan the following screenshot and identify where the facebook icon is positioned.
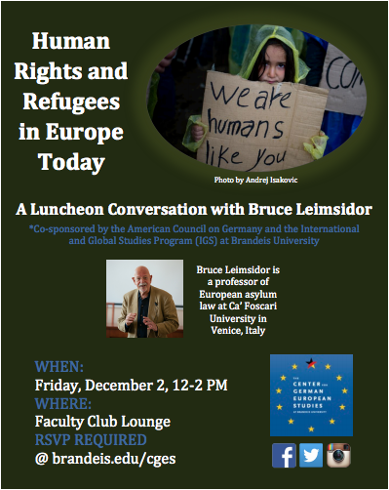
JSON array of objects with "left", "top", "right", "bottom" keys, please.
[{"left": 272, "top": 443, "right": 296, "bottom": 468}]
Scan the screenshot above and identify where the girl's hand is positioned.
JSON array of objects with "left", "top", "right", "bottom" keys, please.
[
  {"left": 303, "top": 131, "right": 328, "bottom": 160},
  {"left": 192, "top": 124, "right": 205, "bottom": 142}
]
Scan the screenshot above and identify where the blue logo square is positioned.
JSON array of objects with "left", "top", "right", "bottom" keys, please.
[
  {"left": 299, "top": 443, "right": 323, "bottom": 468},
  {"left": 272, "top": 443, "right": 296, "bottom": 468}
]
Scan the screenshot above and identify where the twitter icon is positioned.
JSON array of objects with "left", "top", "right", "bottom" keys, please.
[{"left": 299, "top": 444, "right": 323, "bottom": 468}]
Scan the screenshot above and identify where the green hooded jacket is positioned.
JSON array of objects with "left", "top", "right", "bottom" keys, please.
[{"left": 182, "top": 25, "right": 310, "bottom": 152}]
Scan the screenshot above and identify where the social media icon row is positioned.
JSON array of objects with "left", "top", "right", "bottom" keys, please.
[{"left": 272, "top": 443, "right": 351, "bottom": 468}]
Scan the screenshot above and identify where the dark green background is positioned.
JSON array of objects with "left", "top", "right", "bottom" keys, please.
[{"left": 2, "top": 2, "right": 387, "bottom": 489}]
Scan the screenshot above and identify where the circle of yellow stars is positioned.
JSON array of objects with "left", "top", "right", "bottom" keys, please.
[{"left": 275, "top": 363, "right": 350, "bottom": 431}]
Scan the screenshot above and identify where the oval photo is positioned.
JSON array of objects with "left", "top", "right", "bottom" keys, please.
[{"left": 147, "top": 25, "right": 366, "bottom": 172}]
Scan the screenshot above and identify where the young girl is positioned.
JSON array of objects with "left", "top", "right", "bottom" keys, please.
[{"left": 184, "top": 25, "right": 326, "bottom": 158}]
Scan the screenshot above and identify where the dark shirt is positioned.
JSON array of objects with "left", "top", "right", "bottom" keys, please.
[
  {"left": 124, "top": 291, "right": 150, "bottom": 337},
  {"left": 137, "top": 291, "right": 150, "bottom": 338}
]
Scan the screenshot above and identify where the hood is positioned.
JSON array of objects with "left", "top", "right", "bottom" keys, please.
[{"left": 238, "top": 25, "right": 309, "bottom": 83}]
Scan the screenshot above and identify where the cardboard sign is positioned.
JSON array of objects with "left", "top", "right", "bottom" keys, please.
[
  {"left": 197, "top": 71, "right": 328, "bottom": 172},
  {"left": 319, "top": 44, "right": 366, "bottom": 116}
]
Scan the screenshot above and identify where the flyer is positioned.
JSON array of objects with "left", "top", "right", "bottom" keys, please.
[{"left": 2, "top": 2, "right": 388, "bottom": 489}]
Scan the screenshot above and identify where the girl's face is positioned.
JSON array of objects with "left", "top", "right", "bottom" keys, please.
[{"left": 258, "top": 44, "right": 286, "bottom": 84}]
